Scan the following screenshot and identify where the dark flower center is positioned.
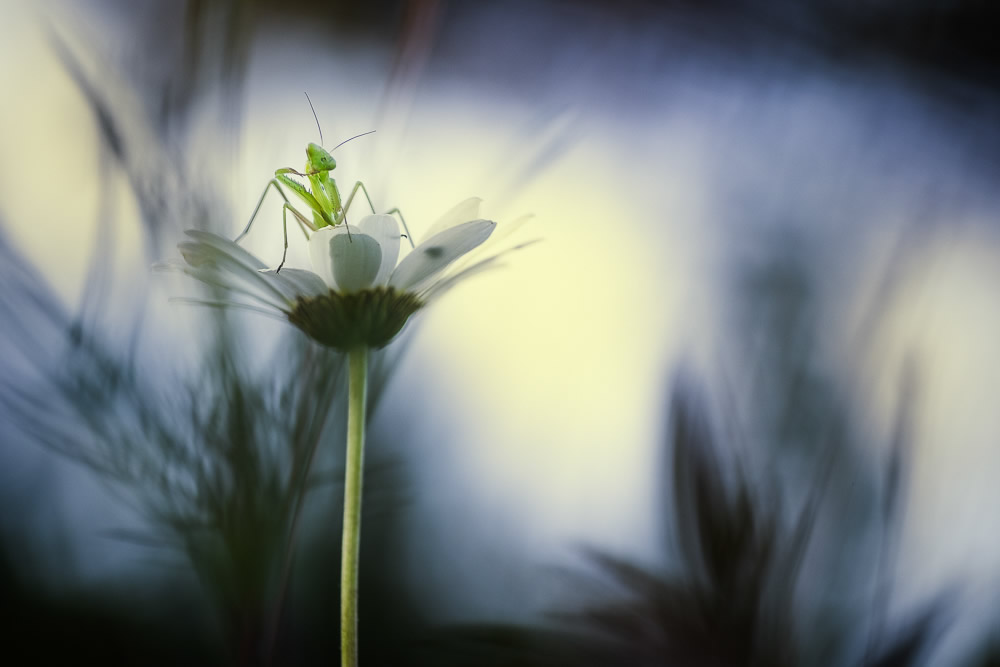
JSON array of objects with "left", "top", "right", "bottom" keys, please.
[{"left": 287, "top": 286, "right": 424, "bottom": 350}]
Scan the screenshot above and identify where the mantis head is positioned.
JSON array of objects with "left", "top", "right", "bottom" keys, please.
[{"left": 306, "top": 143, "right": 337, "bottom": 174}]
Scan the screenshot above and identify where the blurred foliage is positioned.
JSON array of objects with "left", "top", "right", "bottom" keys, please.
[
  {"left": 414, "top": 366, "right": 947, "bottom": 667},
  {"left": 1, "top": 2, "right": 421, "bottom": 663}
]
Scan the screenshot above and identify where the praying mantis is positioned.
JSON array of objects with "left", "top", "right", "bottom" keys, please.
[{"left": 235, "top": 94, "right": 413, "bottom": 271}]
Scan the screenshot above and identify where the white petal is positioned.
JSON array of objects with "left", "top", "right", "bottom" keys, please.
[
  {"left": 448, "top": 214, "right": 536, "bottom": 275},
  {"left": 488, "top": 213, "right": 534, "bottom": 246},
  {"left": 258, "top": 268, "right": 329, "bottom": 299},
  {"left": 420, "top": 239, "right": 538, "bottom": 301},
  {"left": 309, "top": 225, "right": 357, "bottom": 289},
  {"left": 175, "top": 264, "right": 289, "bottom": 311},
  {"left": 422, "top": 197, "right": 483, "bottom": 239},
  {"left": 152, "top": 260, "right": 186, "bottom": 273},
  {"left": 184, "top": 230, "right": 268, "bottom": 270},
  {"left": 158, "top": 259, "right": 287, "bottom": 311},
  {"left": 389, "top": 219, "right": 496, "bottom": 292},
  {"left": 358, "top": 214, "right": 400, "bottom": 286},
  {"left": 327, "top": 232, "right": 382, "bottom": 292},
  {"left": 419, "top": 255, "right": 504, "bottom": 302},
  {"left": 168, "top": 298, "right": 288, "bottom": 320},
  {"left": 177, "top": 235, "right": 290, "bottom": 307}
]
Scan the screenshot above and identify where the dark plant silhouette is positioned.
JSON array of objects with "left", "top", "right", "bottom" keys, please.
[{"left": 413, "top": 367, "right": 948, "bottom": 667}]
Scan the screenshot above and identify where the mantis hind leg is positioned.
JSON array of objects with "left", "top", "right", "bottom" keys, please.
[
  {"left": 337, "top": 181, "right": 415, "bottom": 249},
  {"left": 384, "top": 208, "right": 415, "bottom": 249},
  {"left": 236, "top": 179, "right": 287, "bottom": 243},
  {"left": 335, "top": 180, "right": 377, "bottom": 226}
]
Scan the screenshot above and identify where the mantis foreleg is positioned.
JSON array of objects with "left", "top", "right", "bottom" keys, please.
[
  {"left": 277, "top": 203, "right": 316, "bottom": 272},
  {"left": 237, "top": 178, "right": 317, "bottom": 272}
]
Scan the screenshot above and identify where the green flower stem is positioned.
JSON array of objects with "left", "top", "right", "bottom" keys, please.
[{"left": 341, "top": 345, "right": 368, "bottom": 667}]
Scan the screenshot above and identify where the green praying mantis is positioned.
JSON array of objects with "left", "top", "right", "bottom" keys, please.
[{"left": 235, "top": 94, "right": 413, "bottom": 271}]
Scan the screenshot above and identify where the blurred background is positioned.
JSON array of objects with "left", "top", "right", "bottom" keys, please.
[{"left": 2, "top": 0, "right": 1000, "bottom": 664}]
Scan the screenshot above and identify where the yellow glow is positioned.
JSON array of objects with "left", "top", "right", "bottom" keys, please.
[
  {"left": 0, "top": 7, "right": 147, "bottom": 306},
  {"left": 857, "top": 227, "right": 1000, "bottom": 607}
]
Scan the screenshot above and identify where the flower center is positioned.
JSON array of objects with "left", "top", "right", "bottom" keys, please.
[{"left": 287, "top": 286, "right": 424, "bottom": 350}]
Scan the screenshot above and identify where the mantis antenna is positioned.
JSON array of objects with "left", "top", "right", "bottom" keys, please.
[
  {"left": 333, "top": 130, "right": 376, "bottom": 151},
  {"left": 304, "top": 91, "right": 374, "bottom": 151},
  {"left": 304, "top": 91, "right": 323, "bottom": 146}
]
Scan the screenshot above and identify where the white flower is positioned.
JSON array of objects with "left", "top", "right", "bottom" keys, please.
[{"left": 159, "top": 200, "right": 531, "bottom": 350}]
